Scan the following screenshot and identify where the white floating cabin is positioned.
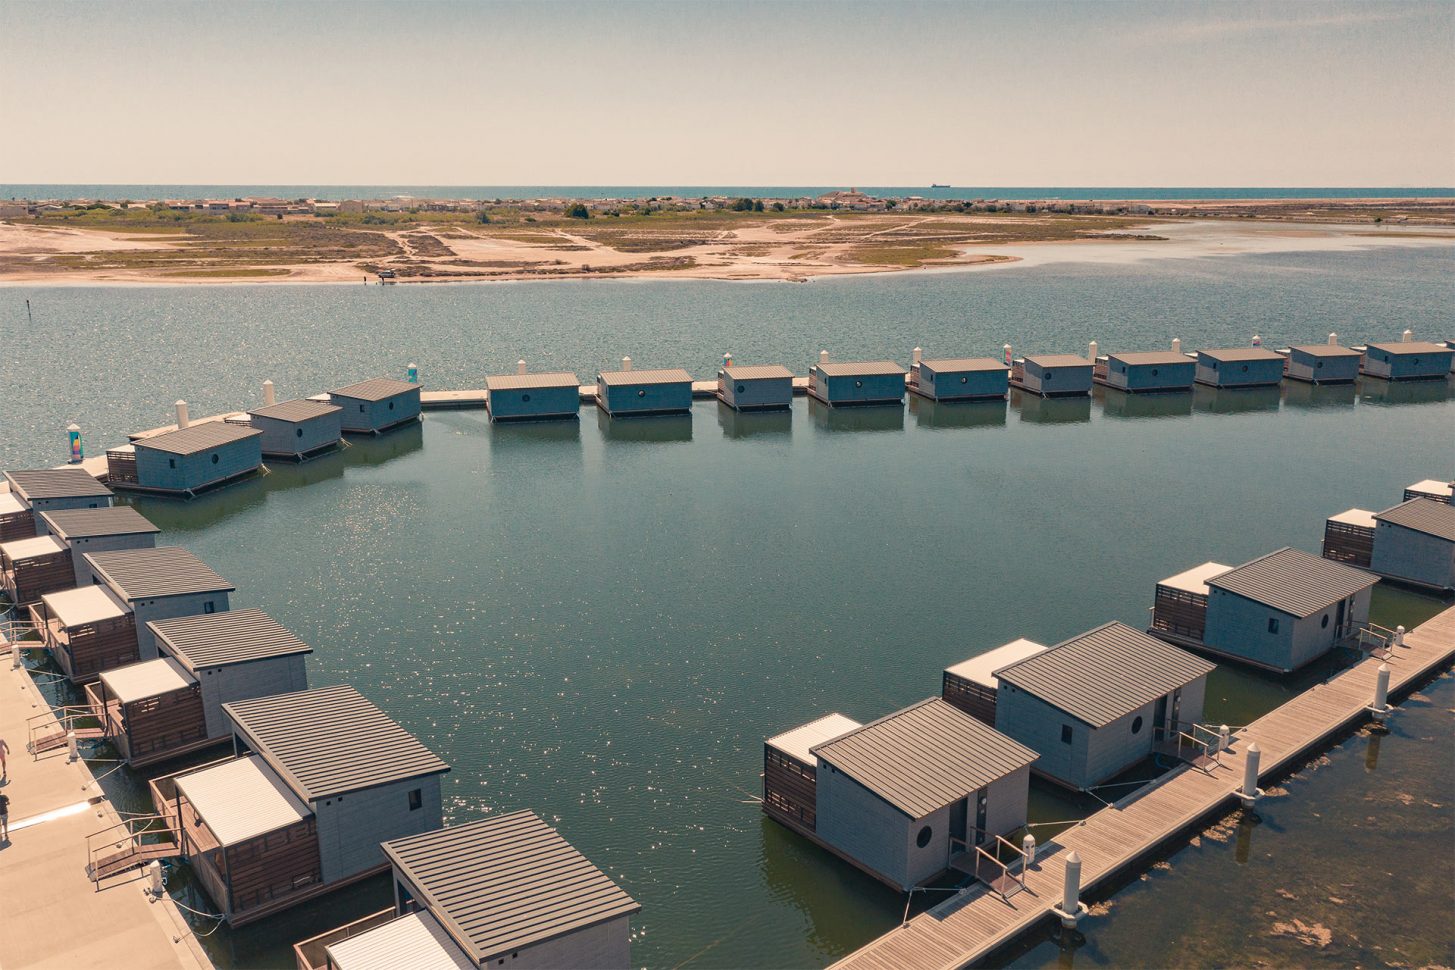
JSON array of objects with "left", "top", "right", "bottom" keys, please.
[
  {"left": 993, "top": 622, "right": 1215, "bottom": 790},
  {"left": 113, "top": 423, "right": 264, "bottom": 495},
  {"left": 1280, "top": 344, "right": 1361, "bottom": 384},
  {"left": 3, "top": 468, "right": 113, "bottom": 533},
  {"left": 153, "top": 685, "right": 450, "bottom": 925},
  {"left": 763, "top": 712, "right": 862, "bottom": 836},
  {"left": 243, "top": 398, "right": 344, "bottom": 459},
  {"left": 1, "top": 534, "right": 73, "bottom": 606},
  {"left": 1149, "top": 561, "right": 1233, "bottom": 644},
  {"left": 1321, "top": 508, "right": 1376, "bottom": 568},
  {"left": 807, "top": 358, "right": 907, "bottom": 407},
  {"left": 331, "top": 378, "right": 423, "bottom": 434},
  {"left": 484, "top": 370, "right": 582, "bottom": 421},
  {"left": 1194, "top": 347, "right": 1286, "bottom": 388},
  {"left": 1360, "top": 341, "right": 1454, "bottom": 381},
  {"left": 1009, "top": 354, "right": 1094, "bottom": 397},
  {"left": 84, "top": 546, "right": 234, "bottom": 659},
  {"left": 31, "top": 584, "right": 138, "bottom": 683},
  {"left": 718, "top": 363, "right": 794, "bottom": 411},
  {"left": 909, "top": 357, "right": 1009, "bottom": 401},
  {"left": 595, "top": 366, "right": 693, "bottom": 416},
  {"left": 40, "top": 506, "right": 160, "bottom": 587},
  {"left": 1094, "top": 351, "right": 1196, "bottom": 393},
  {"left": 1370, "top": 498, "right": 1455, "bottom": 594},
  {"left": 941, "top": 638, "right": 1049, "bottom": 725},
  {"left": 303, "top": 812, "right": 641, "bottom": 970},
  {"left": 1405, "top": 479, "right": 1453, "bottom": 505}
]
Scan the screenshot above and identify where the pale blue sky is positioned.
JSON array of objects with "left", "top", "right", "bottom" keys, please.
[{"left": 2, "top": 0, "right": 1451, "bottom": 185}]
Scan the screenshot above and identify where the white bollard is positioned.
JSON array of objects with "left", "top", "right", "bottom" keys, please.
[
  {"left": 1219, "top": 724, "right": 1231, "bottom": 753},
  {"left": 517, "top": 359, "right": 528, "bottom": 375},
  {"left": 1172, "top": 337, "right": 1182, "bottom": 354},
  {"left": 912, "top": 346, "right": 922, "bottom": 366},
  {"left": 262, "top": 379, "right": 275, "bottom": 406},
  {"left": 1328, "top": 332, "right": 1339, "bottom": 345},
  {"left": 1022, "top": 833, "right": 1037, "bottom": 870},
  {"left": 67, "top": 730, "right": 78, "bottom": 762},
  {"left": 1252, "top": 334, "right": 1262, "bottom": 347},
  {"left": 146, "top": 860, "right": 164, "bottom": 897},
  {"left": 174, "top": 400, "right": 190, "bottom": 429},
  {"left": 1088, "top": 339, "right": 1099, "bottom": 361},
  {"left": 819, "top": 349, "right": 830, "bottom": 365},
  {"left": 11, "top": 644, "right": 20, "bottom": 669},
  {"left": 1240, "top": 742, "right": 1262, "bottom": 807},
  {"left": 1054, "top": 851, "right": 1085, "bottom": 927},
  {"left": 1003, "top": 343, "right": 1012, "bottom": 366},
  {"left": 621, "top": 356, "right": 633, "bottom": 372},
  {"left": 1369, "top": 663, "right": 1391, "bottom": 723},
  {"left": 1394, "top": 625, "right": 1405, "bottom": 648},
  {"left": 1401, "top": 328, "right": 1413, "bottom": 343}
]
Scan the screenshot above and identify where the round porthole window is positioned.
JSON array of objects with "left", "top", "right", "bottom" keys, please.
[
  {"left": 737, "top": 384, "right": 746, "bottom": 393},
  {"left": 389, "top": 401, "right": 396, "bottom": 410},
  {"left": 211, "top": 454, "right": 220, "bottom": 464},
  {"left": 1316, "top": 360, "right": 1324, "bottom": 369},
  {"left": 1132, "top": 715, "right": 1144, "bottom": 734},
  {"left": 1046, "top": 371, "right": 1054, "bottom": 380},
  {"left": 1321, "top": 613, "right": 1330, "bottom": 628},
  {"left": 1241, "top": 365, "right": 1249, "bottom": 372},
  {"left": 960, "top": 376, "right": 968, "bottom": 384},
  {"left": 1151, "top": 368, "right": 1159, "bottom": 376},
  {"left": 915, "top": 825, "right": 932, "bottom": 848},
  {"left": 295, "top": 427, "right": 304, "bottom": 438},
  {"left": 521, "top": 393, "right": 531, "bottom": 403},
  {"left": 638, "top": 389, "right": 647, "bottom": 398},
  {"left": 855, "top": 380, "right": 863, "bottom": 388}
]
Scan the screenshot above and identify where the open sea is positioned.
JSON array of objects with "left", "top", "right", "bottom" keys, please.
[{"left": 6, "top": 243, "right": 1454, "bottom": 968}]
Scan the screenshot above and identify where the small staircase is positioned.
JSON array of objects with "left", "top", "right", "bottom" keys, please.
[
  {"left": 86, "top": 815, "right": 179, "bottom": 883},
  {"left": 27, "top": 706, "right": 105, "bottom": 756}
]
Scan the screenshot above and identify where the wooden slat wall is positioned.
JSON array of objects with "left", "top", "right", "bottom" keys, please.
[
  {"left": 1151, "top": 587, "right": 1209, "bottom": 641},
  {"left": 124, "top": 686, "right": 208, "bottom": 761},
  {"left": 941, "top": 673, "right": 998, "bottom": 725},
  {"left": 67, "top": 616, "right": 140, "bottom": 681},
  {"left": 4, "top": 550, "right": 74, "bottom": 604},
  {"left": 764, "top": 745, "right": 819, "bottom": 833},
  {"left": 225, "top": 820, "right": 322, "bottom": 916},
  {"left": 0, "top": 511, "right": 37, "bottom": 543},
  {"left": 1322, "top": 521, "right": 1374, "bottom": 567}
]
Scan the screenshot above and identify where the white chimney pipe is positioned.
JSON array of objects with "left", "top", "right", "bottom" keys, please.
[
  {"left": 175, "top": 400, "right": 190, "bottom": 429},
  {"left": 262, "top": 379, "right": 275, "bottom": 406}
]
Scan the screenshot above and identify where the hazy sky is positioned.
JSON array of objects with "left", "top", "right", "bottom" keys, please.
[{"left": 3, "top": 0, "right": 1452, "bottom": 186}]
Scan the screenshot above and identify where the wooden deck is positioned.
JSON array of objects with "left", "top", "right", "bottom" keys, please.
[{"left": 830, "top": 605, "right": 1455, "bottom": 970}]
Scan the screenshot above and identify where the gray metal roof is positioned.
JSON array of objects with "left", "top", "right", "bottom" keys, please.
[
  {"left": 994, "top": 622, "right": 1215, "bottom": 729},
  {"left": 224, "top": 685, "right": 449, "bottom": 800},
  {"left": 39, "top": 506, "right": 160, "bottom": 540},
  {"left": 722, "top": 364, "right": 795, "bottom": 380},
  {"left": 1024, "top": 354, "right": 1092, "bottom": 368},
  {"left": 1106, "top": 351, "right": 1194, "bottom": 366},
  {"left": 383, "top": 810, "right": 640, "bottom": 963},
  {"left": 815, "top": 360, "right": 907, "bottom": 377},
  {"left": 811, "top": 698, "right": 1038, "bottom": 819},
  {"left": 149, "top": 608, "right": 313, "bottom": 670},
  {"left": 249, "top": 398, "right": 342, "bottom": 422},
  {"left": 597, "top": 368, "right": 694, "bottom": 386},
  {"left": 135, "top": 422, "right": 262, "bottom": 456},
  {"left": 919, "top": 357, "right": 1009, "bottom": 373},
  {"left": 4, "top": 468, "right": 113, "bottom": 501},
  {"left": 1289, "top": 344, "right": 1361, "bottom": 357},
  {"left": 1367, "top": 341, "right": 1452, "bottom": 355},
  {"left": 86, "top": 546, "right": 234, "bottom": 600},
  {"left": 332, "top": 378, "right": 422, "bottom": 401},
  {"left": 1208, "top": 547, "right": 1379, "bottom": 617},
  {"left": 484, "top": 372, "right": 580, "bottom": 390},
  {"left": 1375, "top": 497, "right": 1455, "bottom": 543},
  {"left": 1197, "top": 347, "right": 1285, "bottom": 363}
]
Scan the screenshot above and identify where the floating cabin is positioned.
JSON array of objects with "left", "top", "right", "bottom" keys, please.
[
  {"left": 1322, "top": 508, "right": 1377, "bottom": 567},
  {"left": 31, "top": 584, "right": 138, "bottom": 683},
  {"left": 763, "top": 713, "right": 862, "bottom": 837},
  {"left": 1009, "top": 354, "right": 1094, "bottom": 397},
  {"left": 85, "top": 609, "right": 313, "bottom": 768},
  {"left": 908, "top": 358, "right": 1009, "bottom": 401},
  {"left": 307, "top": 812, "right": 641, "bottom": 970},
  {"left": 941, "top": 638, "right": 1049, "bottom": 725},
  {"left": 807, "top": 360, "right": 907, "bottom": 407},
  {"left": 804, "top": 698, "right": 1037, "bottom": 891},
  {"left": 0, "top": 535, "right": 73, "bottom": 606},
  {"left": 1370, "top": 498, "right": 1455, "bottom": 594},
  {"left": 40, "top": 506, "right": 160, "bottom": 587},
  {"left": 242, "top": 398, "right": 344, "bottom": 459},
  {"left": 993, "top": 622, "right": 1216, "bottom": 791},
  {"left": 717, "top": 364, "right": 795, "bottom": 411},
  {"left": 484, "top": 371, "right": 582, "bottom": 422},
  {"left": 112, "top": 423, "right": 264, "bottom": 495},
  {"left": 155, "top": 685, "right": 449, "bottom": 926},
  {"left": 595, "top": 368, "right": 693, "bottom": 416},
  {"left": 1200, "top": 547, "right": 1378, "bottom": 672},
  {"left": 84, "top": 546, "right": 234, "bottom": 659},
  {"left": 330, "top": 378, "right": 424, "bottom": 434},
  {"left": 1280, "top": 344, "right": 1361, "bottom": 384},
  {"left": 1193, "top": 347, "right": 1286, "bottom": 388},
  {"left": 1093, "top": 351, "right": 1196, "bottom": 393},
  {"left": 3, "top": 468, "right": 113, "bottom": 532},
  {"left": 1405, "top": 479, "right": 1453, "bottom": 505},
  {"left": 0, "top": 490, "right": 36, "bottom": 543},
  {"left": 1149, "top": 561, "right": 1234, "bottom": 643},
  {"left": 1360, "top": 341, "right": 1454, "bottom": 381}
]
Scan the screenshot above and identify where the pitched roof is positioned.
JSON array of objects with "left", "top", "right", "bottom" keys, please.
[
  {"left": 944, "top": 639, "right": 1049, "bottom": 688},
  {"left": 919, "top": 357, "right": 1009, "bottom": 373},
  {"left": 722, "top": 364, "right": 795, "bottom": 380},
  {"left": 484, "top": 372, "right": 581, "bottom": 390},
  {"left": 224, "top": 685, "right": 449, "bottom": 800},
  {"left": 149, "top": 608, "right": 313, "bottom": 670},
  {"left": 597, "top": 368, "right": 693, "bottom": 386},
  {"left": 332, "top": 378, "right": 422, "bottom": 401},
  {"left": 40, "top": 584, "right": 131, "bottom": 627},
  {"left": 1106, "top": 351, "right": 1194, "bottom": 366},
  {"left": 1, "top": 535, "right": 66, "bottom": 561},
  {"left": 1367, "top": 340, "right": 1452, "bottom": 355},
  {"left": 994, "top": 622, "right": 1215, "bottom": 728},
  {"left": 135, "top": 422, "right": 262, "bottom": 456},
  {"left": 175, "top": 754, "right": 313, "bottom": 846},
  {"left": 766, "top": 713, "right": 862, "bottom": 763},
  {"left": 248, "top": 398, "right": 342, "bottom": 422},
  {"left": 99, "top": 657, "right": 196, "bottom": 705},
  {"left": 1375, "top": 497, "right": 1455, "bottom": 543},
  {"left": 815, "top": 360, "right": 907, "bottom": 377},
  {"left": 382, "top": 811, "right": 640, "bottom": 963},
  {"left": 86, "top": 546, "right": 234, "bottom": 600},
  {"left": 3, "top": 468, "right": 113, "bottom": 502},
  {"left": 811, "top": 698, "right": 1038, "bottom": 818},
  {"left": 1208, "top": 547, "right": 1379, "bottom": 617},
  {"left": 39, "top": 506, "right": 160, "bottom": 540},
  {"left": 1197, "top": 347, "right": 1285, "bottom": 363},
  {"left": 1288, "top": 344, "right": 1361, "bottom": 358},
  {"left": 325, "top": 911, "right": 473, "bottom": 970},
  {"left": 1024, "top": 354, "right": 1092, "bottom": 368}
]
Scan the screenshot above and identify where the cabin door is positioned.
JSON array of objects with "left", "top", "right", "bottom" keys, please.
[
  {"left": 1170, "top": 688, "right": 1183, "bottom": 732},
  {"left": 974, "top": 788, "right": 989, "bottom": 846},
  {"left": 1154, "top": 695, "right": 1169, "bottom": 739},
  {"left": 1336, "top": 598, "right": 1348, "bottom": 637},
  {"left": 950, "top": 796, "right": 969, "bottom": 853}
]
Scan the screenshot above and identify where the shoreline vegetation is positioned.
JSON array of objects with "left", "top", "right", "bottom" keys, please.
[{"left": 1, "top": 194, "right": 1452, "bottom": 286}]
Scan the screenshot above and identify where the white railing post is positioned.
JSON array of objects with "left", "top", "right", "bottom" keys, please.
[{"left": 1240, "top": 743, "right": 1262, "bottom": 808}]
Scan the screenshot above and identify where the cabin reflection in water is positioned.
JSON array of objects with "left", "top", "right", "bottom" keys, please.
[
  {"left": 908, "top": 395, "right": 1007, "bottom": 430},
  {"left": 716, "top": 403, "right": 792, "bottom": 438},
  {"left": 807, "top": 398, "right": 904, "bottom": 433},
  {"left": 1358, "top": 376, "right": 1453, "bottom": 406},
  {"left": 1012, "top": 389, "right": 1091, "bottom": 424},
  {"left": 1281, "top": 380, "right": 1357, "bottom": 409},
  {"left": 1097, "top": 386, "right": 1194, "bottom": 420},
  {"left": 487, "top": 416, "right": 583, "bottom": 453},
  {"left": 595, "top": 408, "right": 693, "bottom": 443},
  {"left": 1192, "top": 384, "right": 1282, "bottom": 415}
]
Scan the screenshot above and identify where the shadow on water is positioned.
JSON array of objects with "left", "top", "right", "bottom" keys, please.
[
  {"left": 595, "top": 408, "right": 694, "bottom": 443},
  {"left": 1280, "top": 381, "right": 1357, "bottom": 409},
  {"left": 1013, "top": 390, "right": 1092, "bottom": 425},
  {"left": 1096, "top": 386, "right": 1195, "bottom": 420},
  {"left": 807, "top": 398, "right": 906, "bottom": 433},
  {"left": 717, "top": 403, "right": 793, "bottom": 439},
  {"left": 1357, "top": 375, "right": 1454, "bottom": 407},
  {"left": 907, "top": 395, "right": 1009, "bottom": 431},
  {"left": 485, "top": 415, "right": 582, "bottom": 452},
  {"left": 1192, "top": 384, "right": 1283, "bottom": 415}
]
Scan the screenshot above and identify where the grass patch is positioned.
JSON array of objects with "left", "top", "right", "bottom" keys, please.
[{"left": 162, "top": 267, "right": 292, "bottom": 278}]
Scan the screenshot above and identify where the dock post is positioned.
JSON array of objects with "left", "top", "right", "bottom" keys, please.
[
  {"left": 1088, "top": 340, "right": 1098, "bottom": 360},
  {"left": 1022, "top": 833, "right": 1036, "bottom": 870},
  {"left": 1052, "top": 851, "right": 1086, "bottom": 927},
  {"left": 622, "top": 356, "right": 633, "bottom": 372},
  {"left": 1328, "top": 332, "right": 1339, "bottom": 345},
  {"left": 1368, "top": 663, "right": 1392, "bottom": 725},
  {"left": 1239, "top": 742, "right": 1263, "bottom": 808},
  {"left": 407, "top": 363, "right": 418, "bottom": 383},
  {"left": 66, "top": 730, "right": 78, "bottom": 762},
  {"left": 819, "top": 350, "right": 830, "bottom": 365},
  {"left": 1172, "top": 337, "right": 1182, "bottom": 354},
  {"left": 1401, "top": 328, "right": 1413, "bottom": 343},
  {"left": 175, "top": 400, "right": 190, "bottom": 429},
  {"left": 912, "top": 346, "right": 922, "bottom": 367},
  {"left": 1003, "top": 344, "right": 1012, "bottom": 366},
  {"left": 1219, "top": 724, "right": 1230, "bottom": 755},
  {"left": 146, "top": 861, "right": 164, "bottom": 898},
  {"left": 10, "top": 644, "right": 20, "bottom": 669},
  {"left": 1252, "top": 334, "right": 1262, "bottom": 347},
  {"left": 263, "top": 379, "right": 275, "bottom": 406},
  {"left": 67, "top": 423, "right": 83, "bottom": 464},
  {"left": 517, "top": 359, "right": 528, "bottom": 375},
  {"left": 723, "top": 352, "right": 733, "bottom": 369},
  {"left": 1394, "top": 625, "right": 1406, "bottom": 648}
]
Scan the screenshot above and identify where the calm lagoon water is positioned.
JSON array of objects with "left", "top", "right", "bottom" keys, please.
[{"left": 6, "top": 246, "right": 1454, "bottom": 968}]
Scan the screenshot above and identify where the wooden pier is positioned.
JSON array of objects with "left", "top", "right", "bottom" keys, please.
[
  {"left": 830, "top": 604, "right": 1455, "bottom": 970},
  {"left": 421, "top": 377, "right": 816, "bottom": 411}
]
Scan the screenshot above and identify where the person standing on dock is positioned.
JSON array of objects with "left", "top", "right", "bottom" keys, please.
[{"left": 0, "top": 789, "right": 9, "bottom": 842}]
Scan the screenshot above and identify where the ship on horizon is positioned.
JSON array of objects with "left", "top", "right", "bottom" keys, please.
[{"left": 930, "top": 183, "right": 951, "bottom": 188}]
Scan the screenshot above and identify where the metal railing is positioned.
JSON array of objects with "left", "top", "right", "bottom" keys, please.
[
  {"left": 973, "top": 835, "right": 1028, "bottom": 899},
  {"left": 293, "top": 908, "right": 396, "bottom": 970},
  {"left": 1356, "top": 622, "right": 1402, "bottom": 659},
  {"left": 85, "top": 814, "right": 178, "bottom": 883},
  {"left": 26, "top": 705, "right": 100, "bottom": 755}
]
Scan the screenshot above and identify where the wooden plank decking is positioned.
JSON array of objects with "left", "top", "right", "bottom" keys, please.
[{"left": 831, "top": 605, "right": 1455, "bottom": 970}]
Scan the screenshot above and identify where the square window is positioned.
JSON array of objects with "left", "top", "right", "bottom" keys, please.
[
  {"left": 1060, "top": 725, "right": 1073, "bottom": 745},
  {"left": 408, "top": 788, "right": 422, "bottom": 811},
  {"left": 203, "top": 602, "right": 216, "bottom": 614},
  {"left": 1267, "top": 617, "right": 1280, "bottom": 634}
]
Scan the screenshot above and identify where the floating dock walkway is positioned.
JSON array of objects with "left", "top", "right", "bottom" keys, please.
[
  {"left": 419, "top": 378, "right": 814, "bottom": 410},
  {"left": 830, "top": 604, "right": 1455, "bottom": 970}
]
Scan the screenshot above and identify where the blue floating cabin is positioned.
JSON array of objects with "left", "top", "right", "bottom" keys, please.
[
  {"left": 909, "top": 356, "right": 1009, "bottom": 401},
  {"left": 84, "top": 546, "right": 234, "bottom": 659},
  {"left": 243, "top": 398, "right": 344, "bottom": 459},
  {"left": 298, "top": 812, "right": 641, "bottom": 970},
  {"left": 151, "top": 685, "right": 449, "bottom": 925},
  {"left": 993, "top": 622, "right": 1215, "bottom": 790},
  {"left": 941, "top": 638, "right": 1049, "bottom": 725},
  {"left": 1194, "top": 347, "right": 1286, "bottom": 388},
  {"left": 40, "top": 506, "right": 160, "bottom": 587},
  {"left": 1369, "top": 498, "right": 1455, "bottom": 595},
  {"left": 595, "top": 365, "right": 693, "bottom": 416},
  {"left": 1094, "top": 350, "right": 1196, "bottom": 393},
  {"left": 1405, "top": 479, "right": 1453, "bottom": 504},
  {"left": 1009, "top": 354, "right": 1094, "bottom": 397},
  {"left": 807, "top": 357, "right": 907, "bottom": 407},
  {"left": 718, "top": 363, "right": 795, "bottom": 411},
  {"left": 1279, "top": 343, "right": 1361, "bottom": 384},
  {"left": 112, "top": 423, "right": 264, "bottom": 495},
  {"left": 3, "top": 468, "right": 113, "bottom": 533},
  {"left": 1, "top": 534, "right": 73, "bottom": 606},
  {"left": 31, "top": 584, "right": 138, "bottom": 683},
  {"left": 331, "top": 378, "right": 423, "bottom": 434},
  {"left": 1360, "top": 340, "right": 1454, "bottom": 381},
  {"left": 484, "top": 369, "right": 582, "bottom": 422}
]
